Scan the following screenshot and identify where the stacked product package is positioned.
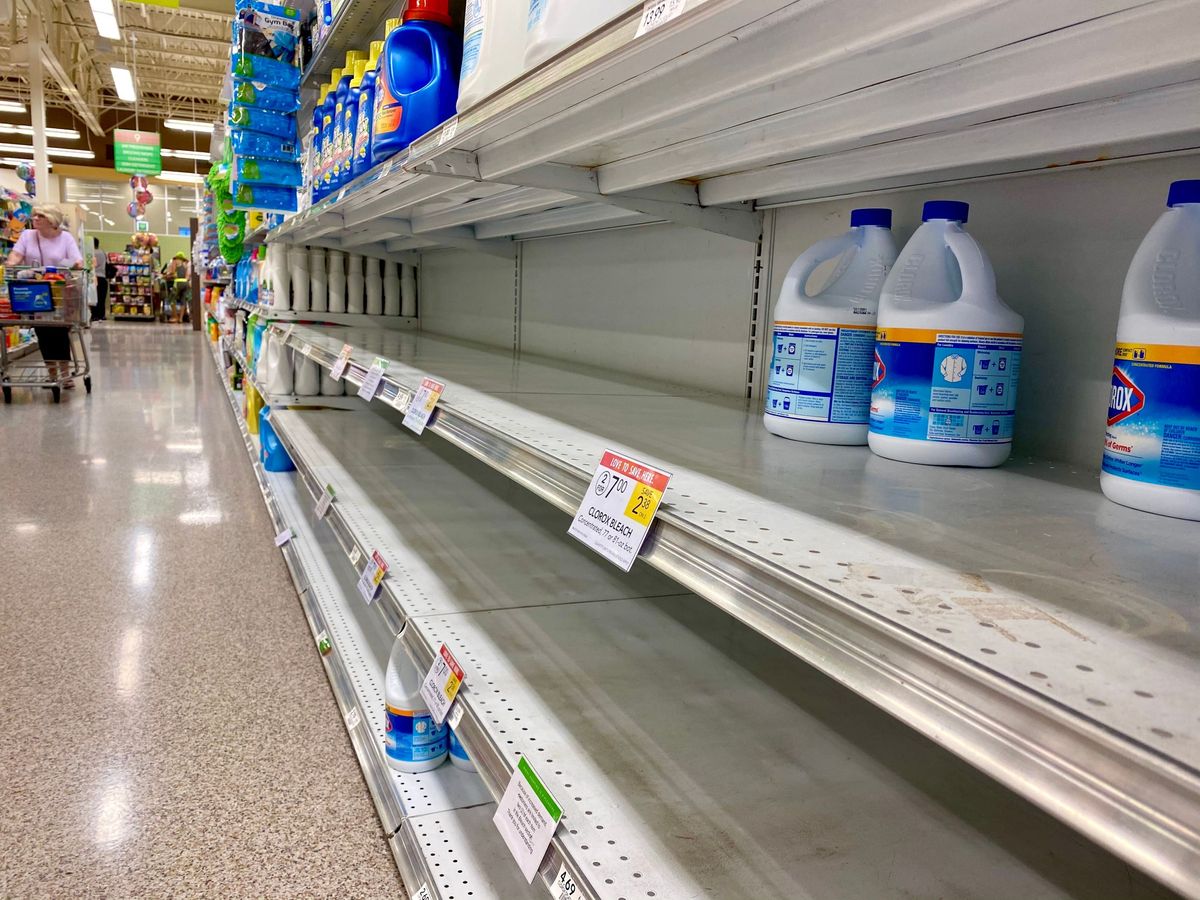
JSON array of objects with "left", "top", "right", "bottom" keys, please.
[{"left": 229, "top": 1, "right": 304, "bottom": 214}]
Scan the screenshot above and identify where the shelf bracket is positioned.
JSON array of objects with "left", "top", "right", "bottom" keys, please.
[{"left": 385, "top": 225, "right": 515, "bottom": 259}]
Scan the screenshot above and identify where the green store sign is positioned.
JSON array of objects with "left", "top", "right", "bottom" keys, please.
[{"left": 114, "top": 129, "right": 162, "bottom": 176}]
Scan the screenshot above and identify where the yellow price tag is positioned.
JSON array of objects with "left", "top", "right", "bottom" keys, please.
[
  {"left": 624, "top": 483, "right": 662, "bottom": 526},
  {"left": 443, "top": 670, "right": 462, "bottom": 703}
]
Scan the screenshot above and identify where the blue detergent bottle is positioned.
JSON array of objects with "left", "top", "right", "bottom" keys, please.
[
  {"left": 351, "top": 40, "right": 385, "bottom": 179},
  {"left": 331, "top": 51, "right": 366, "bottom": 191},
  {"left": 372, "top": 0, "right": 461, "bottom": 163},
  {"left": 309, "top": 93, "right": 326, "bottom": 203},
  {"left": 317, "top": 75, "right": 340, "bottom": 199},
  {"left": 340, "top": 60, "right": 368, "bottom": 185}
]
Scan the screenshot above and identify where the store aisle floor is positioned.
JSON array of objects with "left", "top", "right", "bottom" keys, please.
[{"left": 0, "top": 324, "right": 405, "bottom": 898}]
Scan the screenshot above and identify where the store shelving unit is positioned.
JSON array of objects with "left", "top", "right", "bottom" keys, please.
[
  {"left": 228, "top": 295, "right": 418, "bottom": 331},
  {"left": 109, "top": 252, "right": 155, "bottom": 320},
  {"left": 226, "top": 2, "right": 1200, "bottom": 896}
]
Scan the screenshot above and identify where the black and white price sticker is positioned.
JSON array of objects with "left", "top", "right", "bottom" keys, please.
[
  {"left": 567, "top": 450, "right": 672, "bottom": 571},
  {"left": 438, "top": 117, "right": 459, "bottom": 146},
  {"left": 552, "top": 863, "right": 579, "bottom": 899},
  {"left": 356, "top": 550, "right": 389, "bottom": 604},
  {"left": 357, "top": 357, "right": 389, "bottom": 400},
  {"left": 411, "top": 884, "right": 433, "bottom": 900},
  {"left": 314, "top": 484, "right": 335, "bottom": 519},
  {"left": 402, "top": 376, "right": 445, "bottom": 435},
  {"left": 635, "top": 0, "right": 686, "bottom": 36},
  {"left": 420, "top": 643, "right": 465, "bottom": 725},
  {"left": 330, "top": 343, "right": 354, "bottom": 381},
  {"left": 344, "top": 705, "right": 361, "bottom": 730}
]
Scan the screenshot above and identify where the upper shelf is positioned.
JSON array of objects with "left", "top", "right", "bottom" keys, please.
[
  {"left": 273, "top": 321, "right": 1200, "bottom": 897},
  {"left": 272, "top": 0, "right": 1200, "bottom": 248}
]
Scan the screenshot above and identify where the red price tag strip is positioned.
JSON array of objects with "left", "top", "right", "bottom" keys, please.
[
  {"left": 356, "top": 550, "right": 388, "bottom": 604},
  {"left": 329, "top": 343, "right": 353, "bottom": 381},
  {"left": 357, "top": 357, "right": 389, "bottom": 400},
  {"left": 420, "top": 643, "right": 464, "bottom": 724},
  {"left": 402, "top": 376, "right": 445, "bottom": 435},
  {"left": 568, "top": 450, "right": 672, "bottom": 571},
  {"left": 493, "top": 757, "right": 562, "bottom": 883},
  {"left": 635, "top": 0, "right": 686, "bottom": 36}
]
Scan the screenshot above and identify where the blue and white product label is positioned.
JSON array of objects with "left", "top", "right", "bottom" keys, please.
[
  {"left": 1103, "top": 343, "right": 1200, "bottom": 491},
  {"left": 765, "top": 321, "right": 876, "bottom": 424},
  {"left": 462, "top": 0, "right": 485, "bottom": 78},
  {"left": 527, "top": 0, "right": 546, "bottom": 30},
  {"left": 384, "top": 705, "right": 449, "bottom": 763},
  {"left": 449, "top": 729, "right": 469, "bottom": 762},
  {"left": 870, "top": 328, "right": 1022, "bottom": 443}
]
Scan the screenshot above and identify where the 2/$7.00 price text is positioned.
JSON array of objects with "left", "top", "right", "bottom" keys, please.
[{"left": 594, "top": 470, "right": 659, "bottom": 525}]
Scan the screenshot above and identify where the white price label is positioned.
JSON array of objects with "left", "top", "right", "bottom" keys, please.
[
  {"left": 314, "top": 484, "right": 335, "bottom": 519},
  {"left": 344, "top": 706, "right": 361, "bottom": 730},
  {"left": 274, "top": 528, "right": 293, "bottom": 546},
  {"left": 438, "top": 117, "right": 459, "bottom": 146},
  {"left": 447, "top": 700, "right": 464, "bottom": 730},
  {"left": 279, "top": 323, "right": 295, "bottom": 342},
  {"left": 553, "top": 863, "right": 578, "bottom": 899},
  {"left": 356, "top": 550, "right": 389, "bottom": 604},
  {"left": 635, "top": 0, "right": 686, "bottom": 36},
  {"left": 348, "top": 545, "right": 362, "bottom": 567},
  {"left": 357, "top": 357, "right": 389, "bottom": 400},
  {"left": 567, "top": 450, "right": 672, "bottom": 571},
  {"left": 411, "top": 884, "right": 433, "bottom": 900},
  {"left": 420, "top": 643, "right": 464, "bottom": 725},
  {"left": 330, "top": 343, "right": 354, "bottom": 381},
  {"left": 300, "top": 342, "right": 311, "bottom": 357},
  {"left": 493, "top": 757, "right": 562, "bottom": 883},
  {"left": 402, "top": 376, "right": 445, "bottom": 435}
]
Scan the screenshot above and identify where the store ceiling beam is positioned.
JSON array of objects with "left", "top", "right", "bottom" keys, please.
[{"left": 17, "top": 0, "right": 103, "bottom": 135}]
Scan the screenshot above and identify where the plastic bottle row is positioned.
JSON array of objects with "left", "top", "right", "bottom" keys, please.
[
  {"left": 261, "top": 244, "right": 416, "bottom": 317},
  {"left": 242, "top": 315, "right": 347, "bottom": 398},
  {"left": 764, "top": 179, "right": 1200, "bottom": 520}
]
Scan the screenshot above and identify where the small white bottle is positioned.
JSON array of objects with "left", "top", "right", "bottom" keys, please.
[
  {"left": 265, "top": 328, "right": 294, "bottom": 395},
  {"left": 384, "top": 635, "right": 448, "bottom": 773},
  {"left": 400, "top": 263, "right": 417, "bottom": 318},
  {"left": 294, "top": 351, "right": 320, "bottom": 396},
  {"left": 327, "top": 250, "right": 347, "bottom": 313},
  {"left": 320, "top": 367, "right": 345, "bottom": 396},
  {"left": 869, "top": 201, "right": 1023, "bottom": 468},
  {"left": 764, "top": 208, "right": 896, "bottom": 445},
  {"left": 269, "top": 245, "right": 290, "bottom": 310},
  {"left": 288, "top": 246, "right": 310, "bottom": 313},
  {"left": 365, "top": 257, "right": 383, "bottom": 315},
  {"left": 458, "top": 0, "right": 527, "bottom": 113},
  {"left": 448, "top": 728, "right": 475, "bottom": 772},
  {"left": 346, "top": 254, "right": 365, "bottom": 314},
  {"left": 309, "top": 246, "right": 328, "bottom": 312},
  {"left": 383, "top": 260, "right": 402, "bottom": 316},
  {"left": 1100, "top": 179, "right": 1200, "bottom": 520}
]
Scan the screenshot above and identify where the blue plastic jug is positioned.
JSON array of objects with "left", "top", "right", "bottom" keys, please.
[
  {"left": 340, "top": 60, "right": 367, "bottom": 186},
  {"left": 330, "top": 53, "right": 365, "bottom": 191},
  {"left": 314, "top": 81, "right": 336, "bottom": 201},
  {"left": 259, "top": 407, "right": 296, "bottom": 472},
  {"left": 372, "top": 0, "right": 461, "bottom": 162},
  {"left": 351, "top": 40, "right": 384, "bottom": 179}
]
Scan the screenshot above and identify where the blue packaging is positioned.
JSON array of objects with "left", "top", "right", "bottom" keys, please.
[
  {"left": 229, "top": 104, "right": 297, "bottom": 140},
  {"left": 232, "top": 80, "right": 301, "bottom": 112},
  {"left": 259, "top": 408, "right": 296, "bottom": 471},
  {"left": 231, "top": 51, "right": 301, "bottom": 90},
  {"left": 351, "top": 61, "right": 378, "bottom": 178},
  {"left": 233, "top": 181, "right": 298, "bottom": 212},
  {"left": 229, "top": 129, "right": 298, "bottom": 162},
  {"left": 235, "top": 157, "right": 303, "bottom": 187}
]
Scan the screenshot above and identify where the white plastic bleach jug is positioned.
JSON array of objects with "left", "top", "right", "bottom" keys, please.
[
  {"left": 524, "top": 0, "right": 632, "bottom": 70},
  {"left": 764, "top": 208, "right": 896, "bottom": 445},
  {"left": 385, "top": 634, "right": 448, "bottom": 773},
  {"left": 458, "top": 0, "right": 528, "bottom": 113},
  {"left": 869, "top": 201, "right": 1023, "bottom": 467},
  {"left": 1100, "top": 179, "right": 1200, "bottom": 520}
]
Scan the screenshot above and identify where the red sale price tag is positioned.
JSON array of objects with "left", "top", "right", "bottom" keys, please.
[
  {"left": 568, "top": 450, "right": 671, "bottom": 571},
  {"left": 420, "top": 643, "right": 465, "bottom": 724}
]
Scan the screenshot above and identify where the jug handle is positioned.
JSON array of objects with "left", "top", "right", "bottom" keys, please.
[
  {"left": 780, "top": 234, "right": 857, "bottom": 301},
  {"left": 944, "top": 228, "right": 998, "bottom": 308}
]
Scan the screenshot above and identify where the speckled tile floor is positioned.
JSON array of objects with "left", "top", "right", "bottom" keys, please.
[{"left": 0, "top": 323, "right": 405, "bottom": 898}]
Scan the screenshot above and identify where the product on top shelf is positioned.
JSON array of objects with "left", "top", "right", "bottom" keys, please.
[
  {"left": 230, "top": 105, "right": 298, "bottom": 141},
  {"left": 524, "top": 0, "right": 633, "bottom": 70},
  {"left": 231, "top": 52, "right": 302, "bottom": 89},
  {"left": 231, "top": 129, "right": 299, "bottom": 163},
  {"left": 351, "top": 41, "right": 385, "bottom": 180},
  {"left": 764, "top": 208, "right": 897, "bottom": 446},
  {"left": 365, "top": 256, "right": 383, "bottom": 315},
  {"left": 385, "top": 635, "right": 449, "bottom": 773},
  {"left": 233, "top": 182, "right": 299, "bottom": 213},
  {"left": 340, "top": 60, "right": 370, "bottom": 187},
  {"left": 346, "top": 253, "right": 365, "bottom": 314},
  {"left": 314, "top": 80, "right": 337, "bottom": 201},
  {"left": 235, "top": 1, "right": 302, "bottom": 66},
  {"left": 332, "top": 51, "right": 367, "bottom": 191},
  {"left": 458, "top": 0, "right": 527, "bottom": 112},
  {"left": 869, "top": 201, "right": 1023, "bottom": 468},
  {"left": 372, "top": 2, "right": 462, "bottom": 162},
  {"left": 233, "top": 79, "right": 302, "bottom": 113},
  {"left": 235, "top": 157, "right": 304, "bottom": 188},
  {"left": 1101, "top": 179, "right": 1200, "bottom": 520},
  {"left": 383, "top": 259, "right": 401, "bottom": 316}
]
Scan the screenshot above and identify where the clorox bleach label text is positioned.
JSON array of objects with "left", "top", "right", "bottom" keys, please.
[{"left": 765, "top": 321, "right": 875, "bottom": 424}]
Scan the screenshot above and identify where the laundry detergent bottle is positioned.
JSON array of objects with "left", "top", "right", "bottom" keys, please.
[
  {"left": 869, "top": 201, "right": 1023, "bottom": 467},
  {"left": 764, "top": 208, "right": 896, "bottom": 445},
  {"left": 524, "top": 0, "right": 630, "bottom": 70},
  {"left": 332, "top": 52, "right": 366, "bottom": 190},
  {"left": 351, "top": 41, "right": 385, "bottom": 179},
  {"left": 319, "top": 73, "right": 342, "bottom": 198},
  {"left": 458, "top": 0, "right": 527, "bottom": 113},
  {"left": 1101, "top": 180, "right": 1200, "bottom": 520},
  {"left": 372, "top": 2, "right": 461, "bottom": 162},
  {"left": 384, "top": 634, "right": 449, "bottom": 773}
]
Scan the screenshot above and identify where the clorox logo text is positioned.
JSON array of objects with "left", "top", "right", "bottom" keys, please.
[{"left": 1107, "top": 366, "right": 1145, "bottom": 426}]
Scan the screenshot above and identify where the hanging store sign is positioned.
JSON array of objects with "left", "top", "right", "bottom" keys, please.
[{"left": 113, "top": 130, "right": 162, "bottom": 176}]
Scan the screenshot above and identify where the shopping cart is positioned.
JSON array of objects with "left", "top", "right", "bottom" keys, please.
[{"left": 1, "top": 267, "right": 91, "bottom": 403}]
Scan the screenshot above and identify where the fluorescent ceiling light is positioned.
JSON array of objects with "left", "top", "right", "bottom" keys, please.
[
  {"left": 0, "top": 123, "right": 79, "bottom": 140},
  {"left": 89, "top": 0, "right": 121, "bottom": 40},
  {"left": 161, "top": 148, "right": 208, "bottom": 160},
  {"left": 0, "top": 101, "right": 26, "bottom": 114},
  {"left": 110, "top": 67, "right": 136, "bottom": 103},
  {"left": 155, "top": 171, "right": 204, "bottom": 183},
  {"left": 0, "top": 157, "right": 51, "bottom": 168},
  {"left": 0, "top": 143, "right": 94, "bottom": 159},
  {"left": 79, "top": 203, "right": 91, "bottom": 210},
  {"left": 164, "top": 119, "right": 214, "bottom": 133}
]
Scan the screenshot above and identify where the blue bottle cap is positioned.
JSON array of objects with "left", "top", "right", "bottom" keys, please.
[
  {"left": 1167, "top": 180, "right": 1200, "bottom": 207},
  {"left": 850, "top": 207, "right": 892, "bottom": 228},
  {"left": 922, "top": 200, "right": 969, "bottom": 223}
]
